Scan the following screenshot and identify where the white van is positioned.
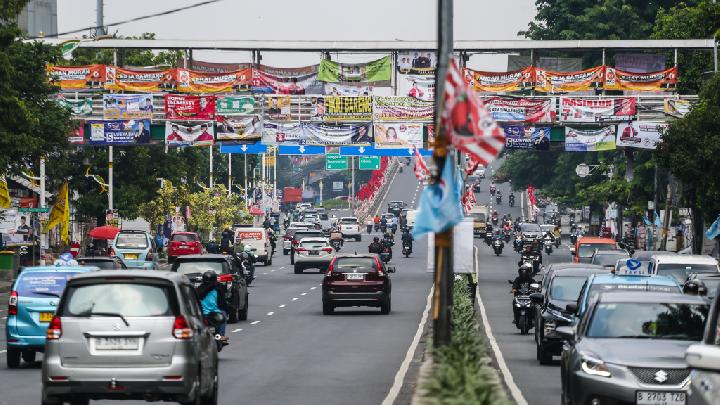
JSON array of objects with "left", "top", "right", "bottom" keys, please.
[
  {"left": 648, "top": 254, "right": 719, "bottom": 285},
  {"left": 235, "top": 227, "right": 273, "bottom": 266},
  {"left": 405, "top": 210, "right": 418, "bottom": 228}
]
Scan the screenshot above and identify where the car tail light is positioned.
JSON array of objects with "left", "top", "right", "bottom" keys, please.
[
  {"left": 8, "top": 291, "right": 18, "bottom": 315},
  {"left": 292, "top": 239, "right": 299, "bottom": 246},
  {"left": 172, "top": 315, "right": 193, "bottom": 339},
  {"left": 146, "top": 252, "right": 154, "bottom": 261},
  {"left": 322, "top": 247, "right": 333, "bottom": 253},
  {"left": 46, "top": 316, "right": 62, "bottom": 340},
  {"left": 295, "top": 248, "right": 307, "bottom": 253}
]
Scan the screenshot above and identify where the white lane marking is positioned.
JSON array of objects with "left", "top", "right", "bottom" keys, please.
[
  {"left": 266, "top": 312, "right": 274, "bottom": 316},
  {"left": 0, "top": 350, "right": 6, "bottom": 354},
  {"left": 310, "top": 286, "right": 317, "bottom": 290},
  {"left": 231, "top": 328, "right": 242, "bottom": 333},
  {"left": 279, "top": 266, "right": 285, "bottom": 269},
  {"left": 271, "top": 269, "right": 276, "bottom": 272},
  {"left": 250, "top": 321, "right": 261, "bottom": 325},
  {"left": 473, "top": 247, "right": 529, "bottom": 405},
  {"left": 262, "top": 272, "right": 268, "bottom": 275},
  {"left": 300, "top": 292, "right": 307, "bottom": 296},
  {"left": 278, "top": 304, "right": 286, "bottom": 308},
  {"left": 292, "top": 297, "right": 299, "bottom": 301},
  {"left": 318, "top": 283, "right": 322, "bottom": 286},
  {"left": 381, "top": 286, "right": 434, "bottom": 405}
]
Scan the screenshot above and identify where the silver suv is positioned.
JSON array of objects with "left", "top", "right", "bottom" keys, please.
[{"left": 42, "top": 271, "right": 219, "bottom": 405}]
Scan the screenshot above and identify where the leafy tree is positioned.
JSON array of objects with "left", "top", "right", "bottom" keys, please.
[
  {"left": 137, "top": 180, "right": 190, "bottom": 230},
  {"left": 186, "top": 185, "right": 249, "bottom": 239}
]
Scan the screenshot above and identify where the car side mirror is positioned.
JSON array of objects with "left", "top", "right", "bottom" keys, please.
[
  {"left": 529, "top": 292, "right": 544, "bottom": 304},
  {"left": 686, "top": 344, "right": 720, "bottom": 371},
  {"left": 565, "top": 303, "right": 578, "bottom": 314},
  {"left": 386, "top": 266, "right": 396, "bottom": 273},
  {"left": 555, "top": 326, "right": 575, "bottom": 340}
]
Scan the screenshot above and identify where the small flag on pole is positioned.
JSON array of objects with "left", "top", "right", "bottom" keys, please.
[{"left": 413, "top": 147, "right": 430, "bottom": 181}]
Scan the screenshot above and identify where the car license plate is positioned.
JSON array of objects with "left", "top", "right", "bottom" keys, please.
[
  {"left": 346, "top": 273, "right": 365, "bottom": 281},
  {"left": 39, "top": 312, "right": 54, "bottom": 322},
  {"left": 636, "top": 391, "right": 686, "bottom": 405},
  {"left": 124, "top": 253, "right": 139, "bottom": 260},
  {"left": 95, "top": 337, "right": 140, "bottom": 351},
  {"left": 179, "top": 245, "right": 189, "bottom": 249},
  {"left": 309, "top": 251, "right": 319, "bottom": 255}
]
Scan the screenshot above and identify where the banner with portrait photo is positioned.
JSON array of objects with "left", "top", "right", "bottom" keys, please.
[
  {"left": 396, "top": 51, "right": 437, "bottom": 75},
  {"left": 216, "top": 116, "right": 262, "bottom": 143},
  {"left": 54, "top": 95, "right": 93, "bottom": 116},
  {"left": 318, "top": 56, "right": 391, "bottom": 85},
  {"left": 604, "top": 66, "right": 677, "bottom": 91},
  {"left": 616, "top": 122, "right": 667, "bottom": 150},
  {"left": 534, "top": 66, "right": 604, "bottom": 93},
  {"left": 565, "top": 126, "right": 616, "bottom": 152},
  {"left": 502, "top": 126, "right": 551, "bottom": 150},
  {"left": 397, "top": 74, "right": 435, "bottom": 101},
  {"left": 89, "top": 120, "right": 152, "bottom": 146},
  {"left": 323, "top": 96, "right": 373, "bottom": 122},
  {"left": 302, "top": 122, "right": 373, "bottom": 145},
  {"left": 482, "top": 97, "right": 555, "bottom": 123},
  {"left": 47, "top": 64, "right": 105, "bottom": 89},
  {"left": 165, "top": 121, "right": 215, "bottom": 147},
  {"left": 374, "top": 123, "right": 423, "bottom": 149},
  {"left": 559, "top": 97, "right": 636, "bottom": 123},
  {"left": 216, "top": 95, "right": 256, "bottom": 115},
  {"left": 69, "top": 124, "right": 85, "bottom": 145},
  {"left": 264, "top": 96, "right": 292, "bottom": 121},
  {"left": 372, "top": 97, "right": 433, "bottom": 122},
  {"left": 663, "top": 99, "right": 693, "bottom": 118},
  {"left": 252, "top": 65, "right": 323, "bottom": 94},
  {"left": 323, "top": 83, "right": 373, "bottom": 96},
  {"left": 175, "top": 68, "right": 251, "bottom": 93},
  {"left": 464, "top": 67, "right": 534, "bottom": 92},
  {"left": 165, "top": 94, "right": 216, "bottom": 120},
  {"left": 261, "top": 122, "right": 304, "bottom": 145},
  {"left": 102, "top": 94, "right": 154, "bottom": 119},
  {"left": 104, "top": 67, "right": 174, "bottom": 92}
]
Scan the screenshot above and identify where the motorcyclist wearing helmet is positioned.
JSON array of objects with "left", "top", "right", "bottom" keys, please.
[
  {"left": 683, "top": 279, "right": 708, "bottom": 296},
  {"left": 329, "top": 226, "right": 344, "bottom": 248},
  {"left": 368, "top": 237, "right": 383, "bottom": 254},
  {"left": 382, "top": 230, "right": 395, "bottom": 247},
  {"left": 196, "top": 271, "right": 229, "bottom": 342},
  {"left": 239, "top": 245, "right": 256, "bottom": 282},
  {"left": 401, "top": 228, "right": 413, "bottom": 250},
  {"left": 511, "top": 263, "right": 536, "bottom": 324}
]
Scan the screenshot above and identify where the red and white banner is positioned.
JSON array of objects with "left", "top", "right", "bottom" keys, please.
[
  {"left": 413, "top": 147, "right": 430, "bottom": 181},
  {"left": 559, "top": 97, "right": 636, "bottom": 123}
]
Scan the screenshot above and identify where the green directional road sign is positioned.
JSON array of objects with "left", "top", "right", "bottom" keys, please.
[
  {"left": 325, "top": 154, "right": 348, "bottom": 170},
  {"left": 18, "top": 207, "right": 50, "bottom": 213},
  {"left": 359, "top": 156, "right": 381, "bottom": 170}
]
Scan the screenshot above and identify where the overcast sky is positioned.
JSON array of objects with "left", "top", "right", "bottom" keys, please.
[{"left": 56, "top": 0, "right": 536, "bottom": 70}]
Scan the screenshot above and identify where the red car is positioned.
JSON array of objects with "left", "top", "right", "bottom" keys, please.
[
  {"left": 167, "top": 232, "right": 203, "bottom": 262},
  {"left": 322, "top": 254, "right": 394, "bottom": 315}
]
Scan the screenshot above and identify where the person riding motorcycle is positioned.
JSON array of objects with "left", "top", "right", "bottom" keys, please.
[
  {"left": 366, "top": 217, "right": 374, "bottom": 233},
  {"left": 509, "top": 193, "right": 515, "bottom": 204},
  {"left": 196, "top": 271, "right": 229, "bottom": 342},
  {"left": 236, "top": 245, "right": 256, "bottom": 282},
  {"left": 368, "top": 237, "right": 383, "bottom": 254},
  {"left": 380, "top": 216, "right": 388, "bottom": 232},
  {"left": 373, "top": 215, "right": 381, "bottom": 231},
  {"left": 329, "top": 226, "right": 344, "bottom": 249},
  {"left": 489, "top": 181, "right": 496, "bottom": 195},
  {"left": 401, "top": 228, "right": 413, "bottom": 252},
  {"left": 383, "top": 230, "right": 395, "bottom": 245},
  {"left": 399, "top": 215, "right": 408, "bottom": 231},
  {"left": 511, "top": 263, "right": 536, "bottom": 324},
  {"left": 491, "top": 211, "right": 499, "bottom": 225},
  {"left": 519, "top": 243, "right": 542, "bottom": 273}
]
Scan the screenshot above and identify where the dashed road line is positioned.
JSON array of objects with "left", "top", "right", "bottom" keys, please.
[
  {"left": 271, "top": 269, "right": 276, "bottom": 272},
  {"left": 231, "top": 328, "right": 242, "bottom": 333},
  {"left": 292, "top": 297, "right": 299, "bottom": 301},
  {"left": 300, "top": 292, "right": 307, "bottom": 296},
  {"left": 279, "top": 266, "right": 285, "bottom": 269},
  {"left": 266, "top": 312, "right": 274, "bottom": 316},
  {"left": 278, "top": 304, "right": 286, "bottom": 308},
  {"left": 0, "top": 350, "right": 6, "bottom": 354},
  {"left": 262, "top": 272, "right": 268, "bottom": 275},
  {"left": 310, "top": 286, "right": 317, "bottom": 290},
  {"left": 250, "top": 321, "right": 261, "bottom": 325}
]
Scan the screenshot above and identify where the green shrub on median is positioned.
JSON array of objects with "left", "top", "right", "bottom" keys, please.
[{"left": 423, "top": 278, "right": 510, "bottom": 405}]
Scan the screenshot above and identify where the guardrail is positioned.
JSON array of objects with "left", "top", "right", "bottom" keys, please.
[{"left": 354, "top": 158, "right": 402, "bottom": 222}]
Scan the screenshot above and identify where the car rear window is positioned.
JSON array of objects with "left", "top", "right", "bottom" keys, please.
[
  {"left": 63, "top": 283, "right": 174, "bottom": 317},
  {"left": 579, "top": 243, "right": 616, "bottom": 258},
  {"left": 592, "top": 253, "right": 630, "bottom": 266},
  {"left": 521, "top": 224, "right": 541, "bottom": 232},
  {"left": 173, "top": 261, "right": 227, "bottom": 277},
  {"left": 296, "top": 232, "right": 324, "bottom": 239},
  {"left": 16, "top": 272, "right": 79, "bottom": 298},
  {"left": 78, "top": 260, "right": 118, "bottom": 270},
  {"left": 333, "top": 257, "right": 378, "bottom": 273},
  {"left": 656, "top": 264, "right": 718, "bottom": 285},
  {"left": 319, "top": 214, "right": 329, "bottom": 220},
  {"left": 588, "top": 283, "right": 679, "bottom": 302},
  {"left": 340, "top": 218, "right": 357, "bottom": 224},
  {"left": 172, "top": 234, "right": 198, "bottom": 242},
  {"left": 587, "top": 302, "right": 707, "bottom": 340},
  {"left": 300, "top": 240, "right": 328, "bottom": 249},
  {"left": 115, "top": 233, "right": 149, "bottom": 249},
  {"left": 549, "top": 276, "right": 587, "bottom": 301}
]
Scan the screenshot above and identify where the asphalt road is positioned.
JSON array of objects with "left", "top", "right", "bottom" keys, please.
[{"left": 0, "top": 164, "right": 434, "bottom": 405}]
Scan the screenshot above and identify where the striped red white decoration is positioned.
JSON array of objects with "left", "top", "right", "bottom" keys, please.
[
  {"left": 441, "top": 58, "right": 506, "bottom": 166},
  {"left": 413, "top": 148, "right": 430, "bottom": 181}
]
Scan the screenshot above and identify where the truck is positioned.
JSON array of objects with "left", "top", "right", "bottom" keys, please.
[
  {"left": 281, "top": 187, "right": 303, "bottom": 211},
  {"left": 468, "top": 204, "right": 489, "bottom": 237}
]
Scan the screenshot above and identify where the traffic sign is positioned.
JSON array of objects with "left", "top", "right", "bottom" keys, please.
[
  {"left": 219, "top": 143, "right": 268, "bottom": 154},
  {"left": 19, "top": 207, "right": 49, "bottom": 213},
  {"left": 325, "top": 154, "right": 348, "bottom": 170},
  {"left": 278, "top": 145, "right": 325, "bottom": 155},
  {"left": 359, "top": 156, "right": 380, "bottom": 170}
]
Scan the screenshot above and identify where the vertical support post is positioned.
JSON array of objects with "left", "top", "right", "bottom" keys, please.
[
  {"left": 227, "top": 153, "right": 232, "bottom": 196},
  {"left": 273, "top": 147, "right": 277, "bottom": 203},
  {"left": 351, "top": 156, "right": 355, "bottom": 208},
  {"left": 714, "top": 40, "right": 718, "bottom": 73},
  {"left": 96, "top": 0, "right": 105, "bottom": 35},
  {"left": 392, "top": 51, "right": 398, "bottom": 96},
  {"left": 243, "top": 154, "right": 248, "bottom": 201},
  {"left": 674, "top": 48, "right": 678, "bottom": 66},
  {"left": 652, "top": 165, "right": 659, "bottom": 250},
  {"left": 601, "top": 48, "right": 606, "bottom": 97},
  {"left": 209, "top": 145, "right": 214, "bottom": 188},
  {"left": 109, "top": 49, "right": 117, "bottom": 212},
  {"left": 39, "top": 157, "right": 46, "bottom": 262}
]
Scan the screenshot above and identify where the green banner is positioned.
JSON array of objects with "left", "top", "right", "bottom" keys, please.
[
  {"left": 216, "top": 96, "right": 255, "bottom": 115},
  {"left": 318, "top": 56, "right": 392, "bottom": 84},
  {"left": 359, "top": 156, "right": 380, "bottom": 170},
  {"left": 325, "top": 153, "right": 349, "bottom": 170}
]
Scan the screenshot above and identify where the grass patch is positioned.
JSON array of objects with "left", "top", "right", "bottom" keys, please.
[
  {"left": 423, "top": 277, "right": 510, "bottom": 405},
  {"left": 320, "top": 199, "right": 350, "bottom": 210}
]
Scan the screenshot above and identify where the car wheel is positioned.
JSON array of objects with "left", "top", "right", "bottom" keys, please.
[
  {"left": 168, "top": 256, "right": 175, "bottom": 264},
  {"left": 228, "top": 308, "right": 238, "bottom": 324},
  {"left": 69, "top": 397, "right": 89, "bottom": 405},
  {"left": 356, "top": 235, "right": 361, "bottom": 242},
  {"left": 380, "top": 295, "right": 391, "bottom": 315},
  {"left": 322, "top": 302, "right": 334, "bottom": 315},
  {"left": 201, "top": 374, "right": 218, "bottom": 405},
  {"left": 283, "top": 249, "right": 288, "bottom": 255},
  {"left": 6, "top": 348, "right": 20, "bottom": 368},
  {"left": 239, "top": 294, "right": 248, "bottom": 321},
  {"left": 21, "top": 350, "right": 35, "bottom": 363},
  {"left": 537, "top": 343, "right": 552, "bottom": 365},
  {"left": 41, "top": 394, "right": 61, "bottom": 405},
  {"left": 294, "top": 265, "right": 302, "bottom": 274}
]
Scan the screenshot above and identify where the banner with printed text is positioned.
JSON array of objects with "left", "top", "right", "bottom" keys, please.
[
  {"left": 616, "top": 122, "right": 667, "bottom": 149},
  {"left": 482, "top": 97, "right": 555, "bottom": 123},
  {"left": 663, "top": 99, "right": 693, "bottom": 118},
  {"left": 397, "top": 74, "right": 435, "bottom": 101},
  {"left": 324, "top": 83, "right": 373, "bottom": 96},
  {"left": 302, "top": 123, "right": 373, "bottom": 145},
  {"left": 318, "top": 56, "right": 391, "bottom": 85},
  {"left": 323, "top": 96, "right": 373, "bottom": 122},
  {"left": 216, "top": 95, "right": 256, "bottom": 115},
  {"left": 104, "top": 67, "right": 173, "bottom": 92},
  {"left": 47, "top": 64, "right": 105, "bottom": 89},
  {"left": 372, "top": 96, "right": 433, "bottom": 122},
  {"left": 217, "top": 116, "right": 262, "bottom": 143},
  {"left": 565, "top": 126, "right": 616, "bottom": 152},
  {"left": 176, "top": 68, "right": 251, "bottom": 93},
  {"left": 54, "top": 95, "right": 93, "bottom": 116},
  {"left": 103, "top": 94, "right": 154, "bottom": 119},
  {"left": 165, "top": 94, "right": 216, "bottom": 120},
  {"left": 464, "top": 67, "right": 534, "bottom": 92},
  {"left": 252, "top": 65, "right": 323, "bottom": 94},
  {"left": 374, "top": 123, "right": 423, "bottom": 149},
  {"left": 264, "top": 96, "right": 292, "bottom": 121},
  {"left": 165, "top": 121, "right": 215, "bottom": 147},
  {"left": 69, "top": 124, "right": 85, "bottom": 145},
  {"left": 559, "top": 97, "right": 636, "bottom": 123},
  {"left": 89, "top": 120, "right": 152, "bottom": 145},
  {"left": 604, "top": 66, "right": 677, "bottom": 91},
  {"left": 396, "top": 51, "right": 437, "bottom": 75},
  {"left": 262, "top": 122, "right": 304, "bottom": 145},
  {"left": 502, "top": 126, "right": 551, "bottom": 150},
  {"left": 188, "top": 60, "right": 252, "bottom": 73},
  {"left": 534, "top": 66, "right": 604, "bottom": 93}
]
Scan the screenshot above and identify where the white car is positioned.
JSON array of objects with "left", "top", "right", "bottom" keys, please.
[
  {"left": 283, "top": 227, "right": 305, "bottom": 255},
  {"left": 293, "top": 237, "right": 334, "bottom": 274},
  {"left": 339, "top": 217, "right": 362, "bottom": 241},
  {"left": 235, "top": 227, "right": 273, "bottom": 265}
]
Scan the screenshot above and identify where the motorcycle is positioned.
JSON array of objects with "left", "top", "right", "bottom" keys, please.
[
  {"left": 509, "top": 283, "right": 540, "bottom": 335},
  {"left": 473, "top": 183, "right": 481, "bottom": 193},
  {"left": 484, "top": 231, "right": 494, "bottom": 246},
  {"left": 366, "top": 224, "right": 373, "bottom": 234},
  {"left": 204, "top": 312, "right": 229, "bottom": 352},
  {"left": 236, "top": 252, "right": 255, "bottom": 285},
  {"left": 519, "top": 252, "right": 542, "bottom": 275},
  {"left": 543, "top": 238, "right": 553, "bottom": 255},
  {"left": 509, "top": 195, "right": 515, "bottom": 207},
  {"left": 374, "top": 223, "right": 380, "bottom": 232},
  {"left": 380, "top": 245, "right": 393, "bottom": 263},
  {"left": 503, "top": 230, "right": 512, "bottom": 243},
  {"left": 554, "top": 235, "right": 561, "bottom": 248},
  {"left": 380, "top": 224, "right": 388, "bottom": 234},
  {"left": 513, "top": 235, "right": 524, "bottom": 252},
  {"left": 330, "top": 239, "right": 342, "bottom": 252},
  {"left": 491, "top": 215, "right": 499, "bottom": 226},
  {"left": 402, "top": 240, "right": 412, "bottom": 257},
  {"left": 569, "top": 233, "right": 578, "bottom": 245},
  {"left": 490, "top": 186, "right": 496, "bottom": 196},
  {"left": 492, "top": 239, "right": 504, "bottom": 256},
  {"left": 496, "top": 194, "right": 502, "bottom": 205}
]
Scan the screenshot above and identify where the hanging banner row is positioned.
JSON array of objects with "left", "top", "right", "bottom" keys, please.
[{"left": 218, "top": 143, "right": 434, "bottom": 157}]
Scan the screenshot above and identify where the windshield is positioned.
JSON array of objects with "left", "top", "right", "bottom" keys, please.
[
  {"left": 592, "top": 253, "right": 630, "bottom": 266},
  {"left": 656, "top": 264, "right": 718, "bottom": 285},
  {"left": 549, "top": 276, "right": 587, "bottom": 301},
  {"left": 588, "top": 283, "right": 679, "bottom": 303},
  {"left": 300, "top": 240, "right": 328, "bottom": 249},
  {"left": 174, "top": 261, "right": 226, "bottom": 277},
  {"left": 587, "top": 302, "right": 707, "bottom": 340},
  {"left": 319, "top": 214, "right": 329, "bottom": 220},
  {"left": 333, "top": 257, "right": 378, "bottom": 273},
  {"left": 579, "top": 243, "right": 617, "bottom": 258},
  {"left": 115, "top": 233, "right": 149, "bottom": 249},
  {"left": 521, "top": 224, "right": 541, "bottom": 233},
  {"left": 63, "top": 283, "right": 174, "bottom": 317},
  {"left": 470, "top": 213, "right": 486, "bottom": 222},
  {"left": 340, "top": 218, "right": 357, "bottom": 224},
  {"left": 16, "top": 272, "right": 79, "bottom": 298},
  {"left": 296, "top": 232, "right": 325, "bottom": 239},
  {"left": 389, "top": 202, "right": 403, "bottom": 208},
  {"left": 171, "top": 234, "right": 197, "bottom": 242}
]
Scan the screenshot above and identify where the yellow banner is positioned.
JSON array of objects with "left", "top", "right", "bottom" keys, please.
[
  {"left": 47, "top": 182, "right": 69, "bottom": 243},
  {"left": 0, "top": 177, "right": 10, "bottom": 209}
]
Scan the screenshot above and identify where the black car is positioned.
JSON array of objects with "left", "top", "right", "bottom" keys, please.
[
  {"left": 76, "top": 256, "right": 128, "bottom": 269},
  {"left": 387, "top": 201, "right": 405, "bottom": 217},
  {"left": 532, "top": 266, "right": 609, "bottom": 364},
  {"left": 170, "top": 254, "right": 249, "bottom": 323},
  {"left": 684, "top": 272, "right": 720, "bottom": 299}
]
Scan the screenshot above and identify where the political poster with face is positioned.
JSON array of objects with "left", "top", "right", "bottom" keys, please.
[
  {"left": 372, "top": 97, "right": 433, "bottom": 122},
  {"left": 482, "top": 97, "right": 555, "bottom": 123},
  {"left": 318, "top": 56, "right": 392, "bottom": 85},
  {"left": 604, "top": 66, "right": 677, "bottom": 91},
  {"left": 262, "top": 122, "right": 304, "bottom": 145},
  {"left": 54, "top": 95, "right": 93, "bottom": 116},
  {"left": 47, "top": 64, "right": 105, "bottom": 89},
  {"left": 264, "top": 96, "right": 292, "bottom": 121},
  {"left": 663, "top": 99, "right": 693, "bottom": 118},
  {"left": 616, "top": 122, "right": 667, "bottom": 149},
  {"left": 534, "top": 66, "right": 604, "bottom": 93},
  {"left": 323, "top": 83, "right": 373, "bottom": 96},
  {"left": 216, "top": 116, "right": 262, "bottom": 143},
  {"left": 103, "top": 94, "right": 154, "bottom": 119},
  {"left": 165, "top": 121, "right": 215, "bottom": 147},
  {"left": 396, "top": 51, "right": 437, "bottom": 75},
  {"left": 252, "top": 65, "right": 323, "bottom": 94},
  {"left": 104, "top": 67, "right": 174, "bottom": 92},
  {"left": 559, "top": 97, "right": 636, "bottom": 123},
  {"left": 302, "top": 123, "right": 373, "bottom": 145},
  {"left": 69, "top": 124, "right": 85, "bottom": 145},
  {"left": 397, "top": 74, "right": 435, "bottom": 101},
  {"left": 502, "top": 126, "right": 551, "bottom": 150},
  {"left": 165, "top": 94, "right": 216, "bottom": 120},
  {"left": 565, "top": 126, "right": 616, "bottom": 152},
  {"left": 175, "top": 68, "right": 252, "bottom": 93},
  {"left": 89, "top": 120, "right": 152, "bottom": 145},
  {"left": 374, "top": 123, "right": 424, "bottom": 149},
  {"left": 464, "top": 67, "right": 535, "bottom": 92}
]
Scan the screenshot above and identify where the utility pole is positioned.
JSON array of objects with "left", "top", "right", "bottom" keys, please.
[
  {"left": 96, "top": 0, "right": 106, "bottom": 36},
  {"left": 351, "top": 156, "right": 355, "bottom": 208},
  {"left": 432, "top": 0, "right": 454, "bottom": 347},
  {"left": 227, "top": 153, "right": 232, "bottom": 196},
  {"left": 109, "top": 49, "right": 117, "bottom": 213},
  {"left": 209, "top": 145, "right": 214, "bottom": 188}
]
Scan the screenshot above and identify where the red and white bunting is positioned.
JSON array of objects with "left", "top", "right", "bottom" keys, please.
[{"left": 413, "top": 148, "right": 430, "bottom": 181}]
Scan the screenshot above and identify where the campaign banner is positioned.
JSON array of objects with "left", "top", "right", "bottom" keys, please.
[
  {"left": 559, "top": 97, "right": 636, "bottom": 123},
  {"left": 188, "top": 60, "right": 252, "bottom": 73},
  {"left": 69, "top": 124, "right": 85, "bottom": 145},
  {"left": 565, "top": 126, "right": 616, "bottom": 152},
  {"left": 482, "top": 97, "right": 555, "bottom": 123},
  {"left": 663, "top": 99, "right": 693, "bottom": 118},
  {"left": 616, "top": 122, "right": 667, "bottom": 150},
  {"left": 323, "top": 96, "right": 373, "bottom": 122},
  {"left": 264, "top": 96, "right": 292, "bottom": 121},
  {"left": 262, "top": 122, "right": 304, "bottom": 145},
  {"left": 397, "top": 74, "right": 435, "bottom": 101},
  {"left": 104, "top": 67, "right": 173, "bottom": 92},
  {"left": 217, "top": 116, "right": 262, "bottom": 143},
  {"left": 252, "top": 65, "right": 323, "bottom": 94},
  {"left": 165, "top": 121, "right": 215, "bottom": 147},
  {"left": 614, "top": 54, "right": 666, "bottom": 73},
  {"left": 302, "top": 123, "right": 373, "bottom": 145},
  {"left": 534, "top": 66, "right": 604, "bottom": 93},
  {"left": 175, "top": 68, "right": 251, "bottom": 93},
  {"left": 165, "top": 94, "right": 216, "bottom": 120},
  {"left": 464, "top": 67, "right": 534, "bottom": 92},
  {"left": 374, "top": 123, "right": 424, "bottom": 149},
  {"left": 47, "top": 64, "right": 105, "bottom": 89},
  {"left": 54, "top": 95, "right": 93, "bottom": 116},
  {"left": 102, "top": 94, "right": 154, "bottom": 119},
  {"left": 604, "top": 66, "right": 677, "bottom": 91},
  {"left": 502, "top": 126, "right": 551, "bottom": 150},
  {"left": 372, "top": 97, "right": 433, "bottom": 122},
  {"left": 89, "top": 120, "right": 152, "bottom": 145},
  {"left": 216, "top": 96, "right": 256, "bottom": 115},
  {"left": 318, "top": 56, "right": 392, "bottom": 84},
  {"left": 324, "top": 83, "right": 373, "bottom": 96},
  {"left": 396, "top": 51, "right": 437, "bottom": 75}
]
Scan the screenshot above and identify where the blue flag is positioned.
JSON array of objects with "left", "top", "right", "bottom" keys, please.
[
  {"left": 654, "top": 210, "right": 662, "bottom": 227},
  {"left": 706, "top": 215, "right": 720, "bottom": 240},
  {"left": 412, "top": 154, "right": 464, "bottom": 239},
  {"left": 643, "top": 215, "right": 652, "bottom": 226}
]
